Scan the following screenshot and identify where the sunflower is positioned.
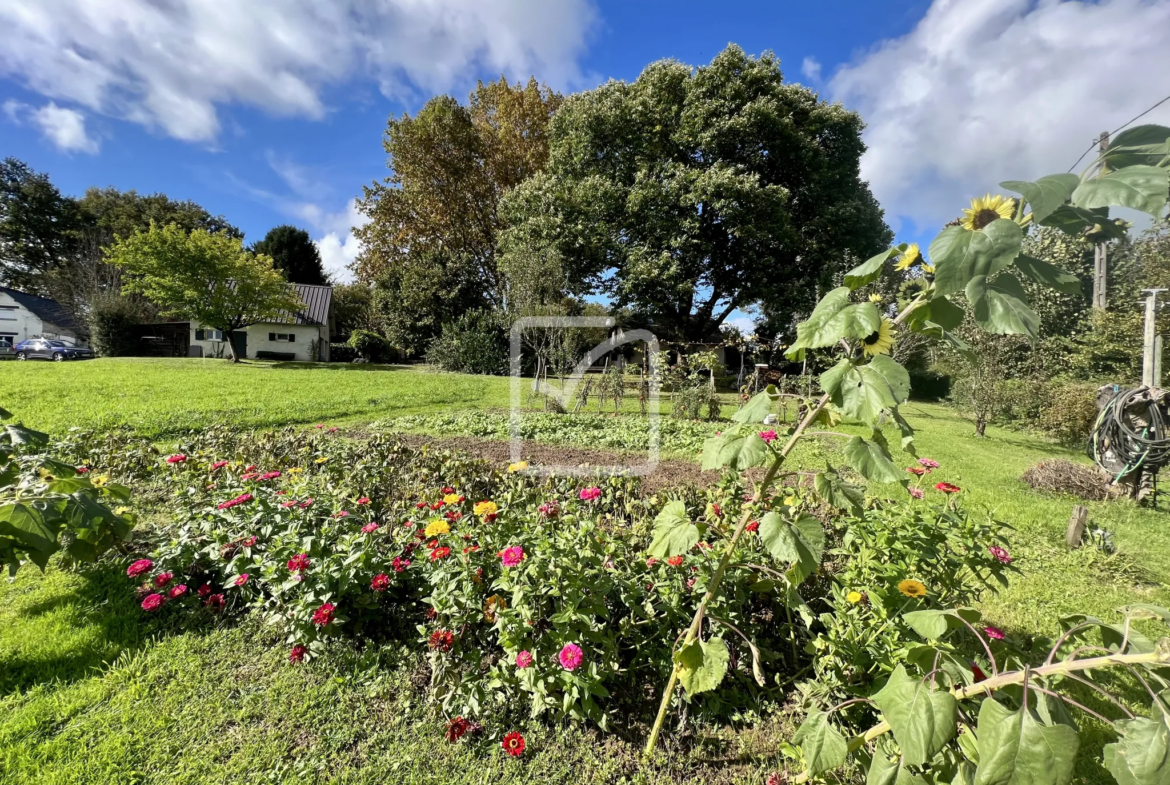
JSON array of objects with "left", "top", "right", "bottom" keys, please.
[
  {"left": 861, "top": 319, "right": 895, "bottom": 357},
  {"left": 960, "top": 194, "right": 1015, "bottom": 231},
  {"left": 894, "top": 243, "right": 921, "bottom": 271},
  {"left": 898, "top": 579, "right": 928, "bottom": 598},
  {"left": 921, "top": 262, "right": 935, "bottom": 275}
]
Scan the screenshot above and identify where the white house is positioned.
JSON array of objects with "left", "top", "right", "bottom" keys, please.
[
  {"left": 0, "top": 287, "right": 84, "bottom": 349},
  {"left": 148, "top": 282, "right": 334, "bottom": 362}
]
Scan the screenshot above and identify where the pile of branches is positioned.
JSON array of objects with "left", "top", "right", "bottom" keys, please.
[{"left": 1020, "top": 459, "right": 1119, "bottom": 501}]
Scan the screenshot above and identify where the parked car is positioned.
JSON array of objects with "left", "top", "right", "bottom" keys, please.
[
  {"left": 14, "top": 339, "right": 95, "bottom": 362},
  {"left": 0, "top": 343, "right": 12, "bottom": 360}
]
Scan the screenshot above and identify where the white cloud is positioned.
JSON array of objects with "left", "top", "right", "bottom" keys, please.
[
  {"left": 311, "top": 199, "right": 368, "bottom": 284},
  {"left": 3, "top": 98, "right": 100, "bottom": 153},
  {"left": 829, "top": 0, "right": 1170, "bottom": 234},
  {"left": 800, "top": 57, "right": 822, "bottom": 82},
  {"left": 0, "top": 0, "right": 597, "bottom": 143}
]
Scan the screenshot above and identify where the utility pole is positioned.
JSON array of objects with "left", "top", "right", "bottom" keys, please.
[
  {"left": 1141, "top": 289, "right": 1166, "bottom": 388},
  {"left": 1093, "top": 131, "right": 1110, "bottom": 309}
]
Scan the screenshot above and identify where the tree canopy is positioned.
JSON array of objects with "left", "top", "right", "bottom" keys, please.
[
  {"left": 0, "top": 158, "right": 80, "bottom": 295},
  {"left": 251, "top": 225, "right": 329, "bottom": 285},
  {"left": 499, "top": 44, "right": 893, "bottom": 342},
  {"left": 107, "top": 224, "right": 302, "bottom": 361}
]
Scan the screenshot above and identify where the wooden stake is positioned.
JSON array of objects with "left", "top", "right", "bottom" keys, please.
[{"left": 1067, "top": 505, "right": 1089, "bottom": 549}]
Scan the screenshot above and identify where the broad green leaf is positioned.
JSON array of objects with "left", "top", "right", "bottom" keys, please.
[
  {"left": 2, "top": 423, "right": 50, "bottom": 447},
  {"left": 1014, "top": 255, "right": 1084, "bottom": 297},
  {"left": 787, "top": 288, "right": 882, "bottom": 356},
  {"left": 758, "top": 512, "right": 824, "bottom": 575},
  {"left": 999, "top": 174, "right": 1079, "bottom": 223},
  {"left": 966, "top": 274, "right": 1039, "bottom": 340},
  {"left": 700, "top": 431, "right": 771, "bottom": 472},
  {"left": 927, "top": 296, "right": 965, "bottom": 331},
  {"left": 0, "top": 407, "right": 11, "bottom": 420},
  {"left": 784, "top": 579, "right": 816, "bottom": 625},
  {"left": 793, "top": 709, "right": 849, "bottom": 776},
  {"left": 845, "top": 246, "right": 906, "bottom": 290},
  {"left": 1039, "top": 203, "right": 1129, "bottom": 241},
  {"left": 821, "top": 359, "right": 902, "bottom": 426},
  {"left": 845, "top": 435, "right": 904, "bottom": 484},
  {"left": 893, "top": 410, "right": 917, "bottom": 456},
  {"left": 1072, "top": 165, "right": 1170, "bottom": 218},
  {"left": 973, "top": 698, "right": 1079, "bottom": 785},
  {"left": 815, "top": 467, "right": 865, "bottom": 516},
  {"left": 903, "top": 609, "right": 950, "bottom": 639},
  {"left": 868, "top": 742, "right": 929, "bottom": 785},
  {"left": 677, "top": 636, "right": 729, "bottom": 696},
  {"left": 48, "top": 477, "right": 94, "bottom": 494},
  {"left": 647, "top": 501, "right": 698, "bottom": 558},
  {"left": 1104, "top": 707, "right": 1170, "bottom": 785},
  {"left": 930, "top": 219, "right": 1024, "bottom": 297},
  {"left": 868, "top": 355, "right": 911, "bottom": 404},
  {"left": 1099, "top": 125, "right": 1170, "bottom": 171},
  {"left": 1121, "top": 604, "right": 1170, "bottom": 625},
  {"left": 0, "top": 503, "right": 60, "bottom": 554},
  {"left": 873, "top": 664, "right": 958, "bottom": 766},
  {"left": 733, "top": 388, "right": 775, "bottom": 424}
]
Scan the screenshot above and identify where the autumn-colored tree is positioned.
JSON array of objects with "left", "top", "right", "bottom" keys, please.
[{"left": 354, "top": 77, "right": 562, "bottom": 354}]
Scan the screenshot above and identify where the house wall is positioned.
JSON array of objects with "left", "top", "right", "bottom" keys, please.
[
  {"left": 0, "top": 290, "right": 41, "bottom": 348},
  {"left": 187, "top": 323, "right": 326, "bottom": 361}
]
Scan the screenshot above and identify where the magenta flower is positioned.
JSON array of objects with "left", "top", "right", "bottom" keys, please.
[
  {"left": 361, "top": 522, "right": 379, "bottom": 533},
  {"left": 234, "top": 574, "right": 249, "bottom": 587},
  {"left": 758, "top": 430, "right": 778, "bottom": 443},
  {"left": 558, "top": 643, "right": 584, "bottom": 671},
  {"left": 579, "top": 486, "right": 601, "bottom": 502},
  {"left": 166, "top": 454, "right": 187, "bottom": 464},
  {"left": 500, "top": 546, "right": 525, "bottom": 567},
  {"left": 141, "top": 593, "right": 166, "bottom": 612},
  {"left": 391, "top": 556, "right": 410, "bottom": 572},
  {"left": 516, "top": 650, "right": 533, "bottom": 669},
  {"left": 908, "top": 487, "right": 925, "bottom": 499},
  {"left": 167, "top": 584, "right": 188, "bottom": 599},
  {"left": 984, "top": 626, "right": 1005, "bottom": 640},
  {"left": 988, "top": 545, "right": 1013, "bottom": 564},
  {"left": 918, "top": 458, "right": 940, "bottom": 469},
  {"left": 289, "top": 644, "right": 308, "bottom": 663},
  {"left": 127, "top": 558, "right": 153, "bottom": 578}
]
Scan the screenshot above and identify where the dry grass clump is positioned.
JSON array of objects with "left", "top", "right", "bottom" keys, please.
[{"left": 1020, "top": 459, "right": 1119, "bottom": 501}]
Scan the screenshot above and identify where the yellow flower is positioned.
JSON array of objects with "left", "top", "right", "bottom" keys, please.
[
  {"left": 424, "top": 519, "right": 450, "bottom": 537},
  {"left": 921, "top": 262, "right": 935, "bottom": 275},
  {"left": 846, "top": 590, "right": 863, "bottom": 604},
  {"left": 314, "top": 457, "right": 328, "bottom": 464},
  {"left": 960, "top": 194, "right": 1015, "bottom": 231},
  {"left": 287, "top": 467, "right": 304, "bottom": 475},
  {"left": 868, "top": 293, "right": 883, "bottom": 303},
  {"left": 92, "top": 474, "right": 111, "bottom": 487},
  {"left": 474, "top": 500, "right": 498, "bottom": 518},
  {"left": 507, "top": 461, "right": 529, "bottom": 473},
  {"left": 484, "top": 594, "right": 507, "bottom": 622},
  {"left": 894, "top": 243, "right": 921, "bottom": 271},
  {"left": 37, "top": 467, "right": 55, "bottom": 481},
  {"left": 898, "top": 579, "right": 927, "bottom": 598},
  {"left": 783, "top": 496, "right": 797, "bottom": 507},
  {"left": 443, "top": 493, "right": 462, "bottom": 505},
  {"left": 861, "top": 319, "right": 895, "bottom": 357}
]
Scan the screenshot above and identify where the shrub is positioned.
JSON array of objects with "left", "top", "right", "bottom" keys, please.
[
  {"left": 908, "top": 369, "right": 950, "bottom": 400},
  {"left": 89, "top": 295, "right": 146, "bottom": 357},
  {"left": 348, "top": 329, "right": 396, "bottom": 363},
  {"left": 1036, "top": 381, "right": 1098, "bottom": 443},
  {"left": 329, "top": 343, "right": 358, "bottom": 363},
  {"left": 426, "top": 309, "right": 509, "bottom": 375}
]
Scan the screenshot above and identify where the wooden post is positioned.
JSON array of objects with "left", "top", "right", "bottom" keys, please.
[
  {"left": 1142, "top": 289, "right": 1166, "bottom": 388},
  {"left": 1067, "top": 505, "right": 1089, "bottom": 549},
  {"left": 1093, "top": 131, "right": 1110, "bottom": 310}
]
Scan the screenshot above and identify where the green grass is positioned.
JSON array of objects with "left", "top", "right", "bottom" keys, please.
[{"left": 3, "top": 359, "right": 1169, "bottom": 782}]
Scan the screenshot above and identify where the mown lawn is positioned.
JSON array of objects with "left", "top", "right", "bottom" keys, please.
[{"left": 2, "top": 359, "right": 1168, "bottom": 783}]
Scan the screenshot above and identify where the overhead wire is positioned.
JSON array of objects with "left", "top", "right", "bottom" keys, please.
[{"left": 1066, "top": 92, "right": 1170, "bottom": 173}]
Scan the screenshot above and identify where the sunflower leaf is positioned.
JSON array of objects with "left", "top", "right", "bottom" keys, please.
[
  {"left": 1098, "top": 125, "right": 1170, "bottom": 171},
  {"left": 844, "top": 434, "right": 904, "bottom": 484},
  {"left": 845, "top": 245, "right": 906, "bottom": 290},
  {"left": 1039, "top": 203, "right": 1129, "bottom": 241},
  {"left": 793, "top": 709, "right": 850, "bottom": 777},
  {"left": 999, "top": 174, "right": 1080, "bottom": 223},
  {"left": 814, "top": 466, "right": 865, "bottom": 516},
  {"left": 677, "top": 636, "right": 729, "bottom": 696},
  {"left": 873, "top": 664, "right": 958, "bottom": 767},
  {"left": 700, "top": 431, "right": 771, "bottom": 472},
  {"left": 820, "top": 358, "right": 904, "bottom": 426},
  {"left": 786, "top": 288, "right": 882, "bottom": 357},
  {"left": 926, "top": 295, "right": 965, "bottom": 331},
  {"left": 1014, "top": 255, "right": 1084, "bottom": 298},
  {"left": 647, "top": 501, "right": 698, "bottom": 558},
  {"left": 1073, "top": 165, "right": 1170, "bottom": 218},
  {"left": 930, "top": 219, "right": 1024, "bottom": 298},
  {"left": 966, "top": 273, "right": 1040, "bottom": 340},
  {"left": 973, "top": 698, "right": 1079, "bottom": 785}
]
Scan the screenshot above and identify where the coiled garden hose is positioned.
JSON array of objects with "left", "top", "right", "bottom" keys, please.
[{"left": 1089, "top": 387, "right": 1170, "bottom": 483}]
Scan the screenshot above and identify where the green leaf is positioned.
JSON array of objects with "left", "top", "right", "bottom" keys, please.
[
  {"left": 1000, "top": 174, "right": 1080, "bottom": 223},
  {"left": 0, "top": 407, "right": 11, "bottom": 420},
  {"left": 821, "top": 358, "right": 903, "bottom": 426},
  {"left": 700, "top": 431, "right": 771, "bottom": 472},
  {"left": 844, "top": 435, "right": 904, "bottom": 484},
  {"left": 1073, "top": 165, "right": 1170, "bottom": 218},
  {"left": 868, "top": 355, "right": 911, "bottom": 404},
  {"left": 893, "top": 410, "right": 917, "bottom": 457},
  {"left": 973, "top": 698, "right": 1079, "bottom": 785},
  {"left": 48, "top": 477, "right": 94, "bottom": 494},
  {"left": 1014, "top": 255, "right": 1084, "bottom": 297},
  {"left": 815, "top": 466, "right": 865, "bottom": 516},
  {"left": 1105, "top": 707, "right": 1170, "bottom": 785},
  {"left": 1039, "top": 203, "right": 1129, "bottom": 241},
  {"left": 647, "top": 501, "right": 698, "bottom": 558},
  {"left": 927, "top": 296, "right": 965, "bottom": 331},
  {"left": 0, "top": 503, "right": 60, "bottom": 554},
  {"left": 787, "top": 288, "right": 882, "bottom": 356},
  {"left": 677, "top": 636, "right": 729, "bottom": 696},
  {"left": 733, "top": 388, "right": 775, "bottom": 424},
  {"left": 1, "top": 423, "right": 50, "bottom": 447},
  {"left": 966, "top": 274, "right": 1039, "bottom": 340},
  {"left": 868, "top": 742, "right": 929, "bottom": 785},
  {"left": 793, "top": 709, "right": 849, "bottom": 776},
  {"left": 845, "top": 246, "right": 906, "bottom": 290},
  {"left": 903, "top": 609, "right": 950, "bottom": 639},
  {"left": 872, "top": 664, "right": 958, "bottom": 766},
  {"left": 1099, "top": 125, "right": 1170, "bottom": 171},
  {"left": 930, "top": 219, "right": 1024, "bottom": 297},
  {"left": 784, "top": 579, "right": 816, "bottom": 626},
  {"left": 758, "top": 512, "right": 824, "bottom": 576}
]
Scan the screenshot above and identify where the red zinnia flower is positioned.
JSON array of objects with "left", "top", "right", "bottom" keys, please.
[
  {"left": 287, "top": 553, "right": 311, "bottom": 573},
  {"left": 392, "top": 556, "right": 410, "bottom": 572},
  {"left": 667, "top": 555, "right": 684, "bottom": 567},
  {"left": 127, "top": 558, "right": 153, "bottom": 578},
  {"left": 141, "top": 593, "right": 165, "bottom": 612},
  {"left": 241, "top": 536, "right": 257, "bottom": 547},
  {"left": 167, "top": 584, "right": 188, "bottom": 599},
  {"left": 205, "top": 593, "right": 226, "bottom": 611},
  {"left": 430, "top": 502, "right": 443, "bottom": 511},
  {"left": 441, "top": 486, "right": 455, "bottom": 494},
  {"left": 210, "top": 460, "right": 229, "bottom": 471},
  {"left": 154, "top": 571, "right": 173, "bottom": 588},
  {"left": 428, "top": 629, "right": 454, "bottom": 651},
  {"left": 289, "top": 644, "right": 308, "bottom": 663},
  {"left": 260, "top": 471, "right": 281, "bottom": 481},
  {"left": 935, "top": 482, "right": 961, "bottom": 494},
  {"left": 357, "top": 497, "right": 370, "bottom": 505},
  {"left": 312, "top": 602, "right": 335, "bottom": 627},
  {"left": 197, "top": 583, "right": 212, "bottom": 598},
  {"left": 217, "top": 493, "right": 254, "bottom": 510},
  {"left": 246, "top": 465, "right": 256, "bottom": 472},
  {"left": 76, "top": 465, "right": 91, "bottom": 473},
  {"left": 371, "top": 573, "right": 390, "bottom": 591},
  {"left": 446, "top": 716, "right": 471, "bottom": 743},
  {"left": 501, "top": 731, "right": 526, "bottom": 757},
  {"left": 710, "top": 503, "right": 722, "bottom": 517},
  {"left": 415, "top": 501, "right": 427, "bottom": 509},
  {"left": 972, "top": 662, "right": 987, "bottom": 683},
  {"left": 745, "top": 520, "right": 759, "bottom": 532},
  {"left": 166, "top": 454, "right": 187, "bottom": 464},
  {"left": 361, "top": 522, "right": 379, "bottom": 533},
  {"left": 431, "top": 546, "right": 451, "bottom": 561}
]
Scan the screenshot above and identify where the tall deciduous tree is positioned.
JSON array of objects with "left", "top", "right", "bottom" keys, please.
[
  {"left": 107, "top": 224, "right": 302, "bottom": 362},
  {"left": 0, "top": 158, "right": 80, "bottom": 295},
  {"left": 354, "top": 76, "right": 562, "bottom": 354},
  {"left": 500, "top": 45, "right": 893, "bottom": 342},
  {"left": 251, "top": 225, "right": 329, "bottom": 285}
]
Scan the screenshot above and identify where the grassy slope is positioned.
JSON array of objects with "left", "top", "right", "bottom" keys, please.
[{"left": 2, "top": 360, "right": 1168, "bottom": 783}]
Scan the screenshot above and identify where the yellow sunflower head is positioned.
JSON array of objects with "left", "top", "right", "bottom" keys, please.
[
  {"left": 861, "top": 319, "right": 896, "bottom": 357},
  {"left": 960, "top": 194, "right": 1015, "bottom": 231},
  {"left": 921, "top": 262, "right": 935, "bottom": 275},
  {"left": 424, "top": 518, "right": 450, "bottom": 537},
  {"left": 898, "top": 579, "right": 928, "bottom": 598},
  {"left": 894, "top": 243, "right": 921, "bottom": 271}
]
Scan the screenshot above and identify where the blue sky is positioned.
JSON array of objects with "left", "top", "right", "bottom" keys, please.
[{"left": 2, "top": 0, "right": 1169, "bottom": 310}]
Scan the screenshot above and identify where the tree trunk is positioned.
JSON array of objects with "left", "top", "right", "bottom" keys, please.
[{"left": 975, "top": 416, "right": 987, "bottom": 437}]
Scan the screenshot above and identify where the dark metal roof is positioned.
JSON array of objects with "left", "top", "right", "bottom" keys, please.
[
  {"left": 272, "top": 283, "right": 332, "bottom": 327},
  {"left": 0, "top": 287, "right": 77, "bottom": 331}
]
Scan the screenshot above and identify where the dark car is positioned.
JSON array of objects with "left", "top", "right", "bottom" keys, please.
[{"left": 14, "top": 339, "right": 95, "bottom": 362}]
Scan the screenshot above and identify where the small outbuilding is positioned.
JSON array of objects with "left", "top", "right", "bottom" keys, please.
[{"left": 0, "top": 287, "right": 85, "bottom": 350}]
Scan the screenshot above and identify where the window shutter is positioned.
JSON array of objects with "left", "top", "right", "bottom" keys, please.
[{"left": 269, "top": 333, "right": 276, "bottom": 341}]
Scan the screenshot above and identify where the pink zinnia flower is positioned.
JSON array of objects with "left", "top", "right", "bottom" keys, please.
[
  {"left": 281, "top": 501, "right": 297, "bottom": 508},
  {"left": 197, "top": 583, "right": 212, "bottom": 598},
  {"left": 391, "top": 556, "right": 410, "bottom": 572},
  {"left": 646, "top": 557, "right": 658, "bottom": 567},
  {"left": 141, "top": 593, "right": 165, "bottom": 612},
  {"left": 166, "top": 454, "right": 187, "bottom": 464},
  {"left": 333, "top": 510, "right": 350, "bottom": 518},
  {"left": 312, "top": 602, "right": 335, "bottom": 627},
  {"left": 167, "top": 584, "right": 188, "bottom": 599},
  {"left": 538, "top": 501, "right": 559, "bottom": 518},
  {"left": 234, "top": 574, "right": 249, "bottom": 586},
  {"left": 289, "top": 644, "right": 308, "bottom": 663},
  {"left": 154, "top": 571, "right": 173, "bottom": 588},
  {"left": 918, "top": 458, "right": 940, "bottom": 469},
  {"left": 357, "top": 497, "right": 370, "bottom": 505},
  {"left": 499, "top": 546, "right": 525, "bottom": 567},
  {"left": 908, "top": 487, "right": 925, "bottom": 499},
  {"left": 988, "top": 545, "right": 1013, "bottom": 564},
  {"left": 315, "top": 424, "right": 325, "bottom": 429},
  {"left": 76, "top": 465, "right": 90, "bottom": 473},
  {"left": 758, "top": 430, "right": 778, "bottom": 443},
  {"left": 242, "top": 536, "right": 257, "bottom": 547},
  {"left": 300, "top": 498, "right": 314, "bottom": 509},
  {"left": 558, "top": 643, "right": 584, "bottom": 671},
  {"left": 210, "top": 460, "right": 229, "bottom": 471},
  {"left": 361, "top": 522, "right": 379, "bottom": 533},
  {"left": 260, "top": 471, "right": 281, "bottom": 480},
  {"left": 127, "top": 558, "right": 153, "bottom": 578},
  {"left": 516, "top": 650, "right": 533, "bottom": 669},
  {"left": 371, "top": 573, "right": 390, "bottom": 592},
  {"left": 287, "top": 553, "right": 311, "bottom": 573},
  {"left": 217, "top": 493, "right": 254, "bottom": 510},
  {"left": 984, "top": 626, "right": 1005, "bottom": 640},
  {"left": 205, "top": 593, "right": 225, "bottom": 611},
  {"left": 579, "top": 486, "right": 601, "bottom": 502}
]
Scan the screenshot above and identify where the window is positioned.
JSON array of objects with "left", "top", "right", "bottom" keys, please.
[
  {"left": 268, "top": 333, "right": 295, "bottom": 342},
  {"left": 195, "top": 329, "right": 224, "bottom": 341},
  {"left": 0, "top": 335, "right": 14, "bottom": 348},
  {"left": 0, "top": 306, "right": 16, "bottom": 321}
]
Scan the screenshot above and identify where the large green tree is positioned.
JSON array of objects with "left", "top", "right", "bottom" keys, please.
[
  {"left": 107, "top": 224, "right": 302, "bottom": 362},
  {"left": 354, "top": 76, "right": 562, "bottom": 354},
  {"left": 0, "top": 158, "right": 81, "bottom": 295},
  {"left": 500, "top": 44, "right": 893, "bottom": 342},
  {"left": 251, "top": 225, "right": 329, "bottom": 285}
]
